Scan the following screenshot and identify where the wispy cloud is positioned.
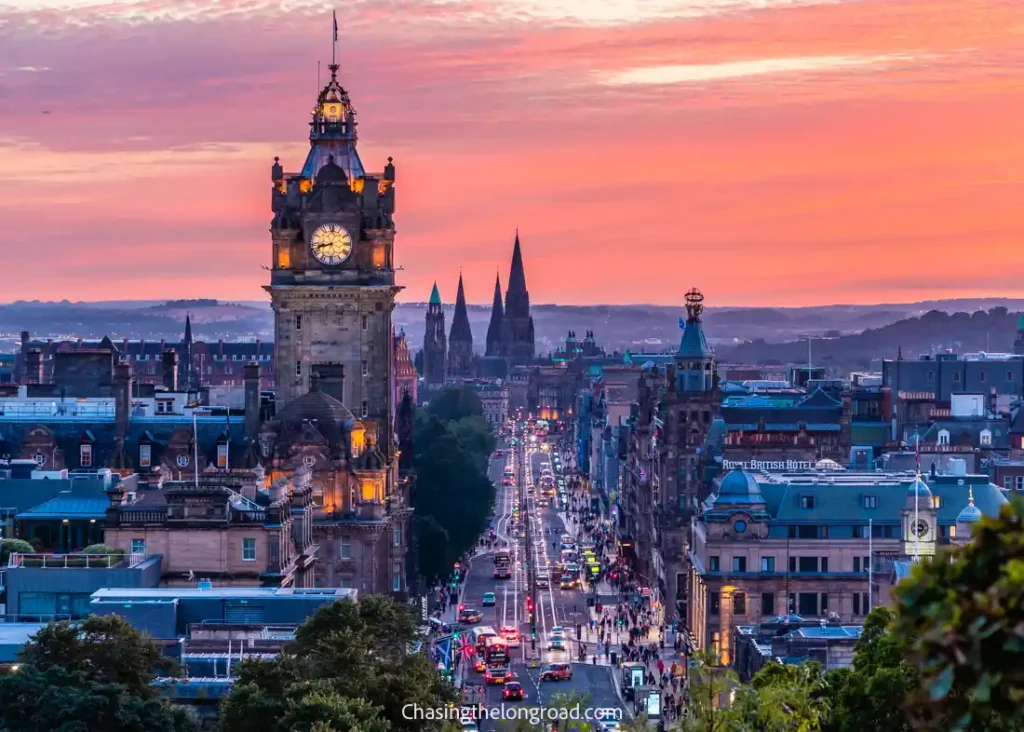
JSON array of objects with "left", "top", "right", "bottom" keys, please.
[{"left": 606, "top": 53, "right": 923, "bottom": 85}]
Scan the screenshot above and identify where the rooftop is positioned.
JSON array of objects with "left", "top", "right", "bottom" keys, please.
[{"left": 91, "top": 587, "right": 357, "bottom": 601}]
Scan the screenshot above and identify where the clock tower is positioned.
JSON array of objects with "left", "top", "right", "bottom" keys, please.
[
  {"left": 902, "top": 472, "right": 938, "bottom": 557},
  {"left": 266, "top": 61, "right": 399, "bottom": 457}
]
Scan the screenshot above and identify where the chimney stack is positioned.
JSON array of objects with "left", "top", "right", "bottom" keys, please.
[
  {"left": 162, "top": 349, "right": 179, "bottom": 391},
  {"left": 114, "top": 359, "right": 133, "bottom": 440},
  {"left": 244, "top": 362, "right": 261, "bottom": 440},
  {"left": 25, "top": 348, "right": 44, "bottom": 385}
]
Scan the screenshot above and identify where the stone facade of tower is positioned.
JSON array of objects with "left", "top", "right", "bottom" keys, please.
[
  {"left": 266, "top": 62, "right": 399, "bottom": 441},
  {"left": 498, "top": 232, "right": 535, "bottom": 365},
  {"left": 423, "top": 283, "right": 447, "bottom": 386},
  {"left": 448, "top": 274, "right": 474, "bottom": 379}
]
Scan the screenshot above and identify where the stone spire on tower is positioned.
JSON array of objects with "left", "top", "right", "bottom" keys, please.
[
  {"left": 500, "top": 230, "right": 535, "bottom": 364},
  {"left": 423, "top": 282, "right": 447, "bottom": 385},
  {"left": 448, "top": 274, "right": 474, "bottom": 379},
  {"left": 485, "top": 272, "right": 505, "bottom": 357}
]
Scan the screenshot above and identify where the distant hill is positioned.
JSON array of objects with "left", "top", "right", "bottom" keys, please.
[
  {"left": 2, "top": 298, "right": 1024, "bottom": 364},
  {"left": 718, "top": 307, "right": 1022, "bottom": 371}
]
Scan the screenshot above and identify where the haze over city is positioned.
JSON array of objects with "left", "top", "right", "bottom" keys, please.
[{"left": 3, "top": 0, "right": 1022, "bottom": 306}]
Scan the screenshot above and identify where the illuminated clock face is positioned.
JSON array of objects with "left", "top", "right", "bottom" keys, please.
[
  {"left": 310, "top": 223, "right": 352, "bottom": 265},
  {"left": 911, "top": 519, "right": 930, "bottom": 537}
]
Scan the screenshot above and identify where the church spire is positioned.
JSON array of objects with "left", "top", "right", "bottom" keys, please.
[
  {"left": 184, "top": 313, "right": 193, "bottom": 344},
  {"left": 505, "top": 230, "right": 529, "bottom": 318},
  {"left": 429, "top": 282, "right": 442, "bottom": 307},
  {"left": 486, "top": 272, "right": 504, "bottom": 357},
  {"left": 450, "top": 274, "right": 473, "bottom": 344}
]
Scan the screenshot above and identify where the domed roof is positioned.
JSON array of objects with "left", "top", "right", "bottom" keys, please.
[
  {"left": 815, "top": 458, "right": 841, "bottom": 471},
  {"left": 956, "top": 487, "right": 982, "bottom": 523},
  {"left": 275, "top": 388, "right": 355, "bottom": 428},
  {"left": 907, "top": 476, "right": 932, "bottom": 498},
  {"left": 715, "top": 470, "right": 764, "bottom": 505},
  {"left": 315, "top": 156, "right": 348, "bottom": 185}
]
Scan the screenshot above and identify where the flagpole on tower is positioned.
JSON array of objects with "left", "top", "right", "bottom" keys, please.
[{"left": 332, "top": 10, "right": 338, "bottom": 69}]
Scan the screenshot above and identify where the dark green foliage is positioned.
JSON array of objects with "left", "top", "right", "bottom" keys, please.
[
  {"left": 412, "top": 393, "right": 496, "bottom": 584},
  {"left": 219, "top": 596, "right": 458, "bottom": 732},
  {"left": 0, "top": 538, "right": 34, "bottom": 563},
  {"left": 891, "top": 499, "right": 1024, "bottom": 731},
  {"left": 0, "top": 615, "right": 194, "bottom": 732},
  {"left": 425, "top": 386, "right": 484, "bottom": 422}
]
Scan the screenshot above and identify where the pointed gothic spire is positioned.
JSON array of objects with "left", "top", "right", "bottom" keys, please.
[
  {"left": 429, "top": 282, "right": 442, "bottom": 306},
  {"left": 450, "top": 274, "right": 473, "bottom": 343},
  {"left": 184, "top": 313, "right": 193, "bottom": 343},
  {"left": 505, "top": 230, "right": 529, "bottom": 318},
  {"left": 486, "top": 272, "right": 504, "bottom": 356}
]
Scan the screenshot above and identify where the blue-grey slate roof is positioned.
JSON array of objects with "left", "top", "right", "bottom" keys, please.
[{"left": 16, "top": 493, "right": 109, "bottom": 520}]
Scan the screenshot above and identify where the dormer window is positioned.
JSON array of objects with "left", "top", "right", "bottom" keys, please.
[
  {"left": 139, "top": 444, "right": 152, "bottom": 468},
  {"left": 862, "top": 495, "right": 878, "bottom": 509},
  {"left": 931, "top": 495, "right": 942, "bottom": 509},
  {"left": 938, "top": 429, "right": 950, "bottom": 446},
  {"left": 980, "top": 429, "right": 992, "bottom": 446},
  {"left": 80, "top": 443, "right": 93, "bottom": 468},
  {"left": 216, "top": 443, "right": 229, "bottom": 469},
  {"left": 800, "top": 495, "right": 815, "bottom": 509}
]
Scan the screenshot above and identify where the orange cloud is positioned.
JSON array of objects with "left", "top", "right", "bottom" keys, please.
[{"left": 1, "top": 0, "right": 1023, "bottom": 306}]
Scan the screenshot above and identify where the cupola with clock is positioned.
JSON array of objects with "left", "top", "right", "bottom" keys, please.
[{"left": 902, "top": 473, "right": 938, "bottom": 557}]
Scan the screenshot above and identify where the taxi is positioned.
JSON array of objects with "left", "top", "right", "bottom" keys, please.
[
  {"left": 500, "top": 626, "right": 522, "bottom": 647},
  {"left": 540, "top": 662, "right": 573, "bottom": 681}
]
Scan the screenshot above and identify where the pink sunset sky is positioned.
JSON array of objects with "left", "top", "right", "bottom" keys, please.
[{"left": 1, "top": 0, "right": 1023, "bottom": 307}]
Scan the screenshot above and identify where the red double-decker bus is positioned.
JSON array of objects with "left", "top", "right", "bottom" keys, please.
[{"left": 493, "top": 549, "right": 512, "bottom": 579}]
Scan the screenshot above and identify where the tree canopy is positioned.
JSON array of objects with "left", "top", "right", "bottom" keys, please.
[
  {"left": 219, "top": 595, "right": 458, "bottom": 732},
  {"left": 411, "top": 388, "right": 496, "bottom": 584},
  {"left": 0, "top": 615, "right": 194, "bottom": 732}
]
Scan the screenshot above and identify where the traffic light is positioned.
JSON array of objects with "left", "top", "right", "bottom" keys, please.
[{"left": 526, "top": 596, "right": 533, "bottom": 613}]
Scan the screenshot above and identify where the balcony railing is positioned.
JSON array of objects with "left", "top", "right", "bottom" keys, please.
[{"left": 8, "top": 552, "right": 148, "bottom": 569}]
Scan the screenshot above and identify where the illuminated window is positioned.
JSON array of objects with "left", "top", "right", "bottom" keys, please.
[
  {"left": 80, "top": 444, "right": 93, "bottom": 468},
  {"left": 139, "top": 444, "right": 152, "bottom": 468},
  {"left": 216, "top": 444, "right": 229, "bottom": 468},
  {"left": 361, "top": 480, "right": 377, "bottom": 502},
  {"left": 277, "top": 248, "right": 290, "bottom": 268},
  {"left": 930, "top": 495, "right": 942, "bottom": 509}
]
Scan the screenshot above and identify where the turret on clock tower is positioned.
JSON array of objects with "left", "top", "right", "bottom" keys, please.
[
  {"left": 266, "top": 60, "right": 400, "bottom": 459},
  {"left": 902, "top": 472, "right": 938, "bottom": 557}
]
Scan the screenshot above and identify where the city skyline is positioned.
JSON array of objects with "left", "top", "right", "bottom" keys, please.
[{"left": 2, "top": 0, "right": 1022, "bottom": 306}]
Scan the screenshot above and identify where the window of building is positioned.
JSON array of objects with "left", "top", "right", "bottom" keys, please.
[
  {"left": 362, "top": 360, "right": 368, "bottom": 376},
  {"left": 709, "top": 593, "right": 720, "bottom": 616},
  {"left": 296, "top": 314, "right": 302, "bottom": 330},
  {"left": 798, "top": 592, "right": 818, "bottom": 616},
  {"left": 131, "top": 539, "right": 146, "bottom": 555},
  {"left": 1016, "top": 476, "right": 1024, "bottom": 491},
  {"left": 139, "top": 444, "right": 152, "bottom": 468},
  {"left": 393, "top": 528, "right": 402, "bottom": 547},
  {"left": 295, "top": 361, "right": 302, "bottom": 376},
  {"left": 863, "top": 555, "right": 870, "bottom": 572},
  {"left": 926, "top": 369, "right": 934, "bottom": 382},
  {"left": 242, "top": 538, "right": 256, "bottom": 562},
  {"left": 980, "top": 429, "right": 992, "bottom": 446},
  {"left": 853, "top": 592, "right": 861, "bottom": 615},
  {"left": 980, "top": 370, "right": 987, "bottom": 383},
  {"left": 789, "top": 556, "right": 797, "bottom": 573},
  {"left": 854, "top": 556, "right": 861, "bottom": 572},
  {"left": 788, "top": 593, "right": 796, "bottom": 613},
  {"left": 1007, "top": 370, "right": 1014, "bottom": 382},
  {"left": 708, "top": 556, "right": 720, "bottom": 572},
  {"left": 862, "top": 495, "right": 878, "bottom": 509},
  {"left": 948, "top": 525, "right": 957, "bottom": 538},
  {"left": 361, "top": 401, "right": 368, "bottom": 418},
  {"left": 820, "top": 557, "right": 829, "bottom": 572},
  {"left": 1004, "top": 476, "right": 1012, "bottom": 490},
  {"left": 760, "top": 556, "right": 775, "bottom": 572},
  {"left": 733, "top": 592, "right": 746, "bottom": 615},
  {"left": 800, "top": 495, "right": 815, "bottom": 509},
  {"left": 798, "top": 556, "right": 819, "bottom": 573},
  {"left": 339, "top": 577, "right": 353, "bottom": 589},
  {"left": 871, "top": 524, "right": 895, "bottom": 538},
  {"left": 953, "top": 371, "right": 961, "bottom": 383},
  {"left": 761, "top": 592, "right": 775, "bottom": 616},
  {"left": 930, "top": 495, "right": 942, "bottom": 509},
  {"left": 80, "top": 443, "right": 93, "bottom": 467},
  {"left": 340, "top": 537, "right": 352, "bottom": 560},
  {"left": 393, "top": 572, "right": 402, "bottom": 592},
  {"left": 217, "top": 443, "right": 229, "bottom": 469},
  {"left": 820, "top": 593, "right": 829, "bottom": 613},
  {"left": 361, "top": 315, "right": 368, "bottom": 331},
  {"left": 731, "top": 556, "right": 746, "bottom": 573},
  {"left": 797, "top": 525, "right": 821, "bottom": 539},
  {"left": 937, "top": 429, "right": 950, "bottom": 445}
]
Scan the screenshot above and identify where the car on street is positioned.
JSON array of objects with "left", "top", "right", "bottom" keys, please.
[
  {"left": 540, "top": 662, "right": 573, "bottom": 681},
  {"left": 503, "top": 681, "right": 525, "bottom": 701},
  {"left": 461, "top": 722, "right": 480, "bottom": 732},
  {"left": 459, "top": 608, "right": 484, "bottom": 624},
  {"left": 500, "top": 626, "right": 521, "bottom": 646},
  {"left": 549, "top": 635, "right": 566, "bottom": 650},
  {"left": 474, "top": 657, "right": 486, "bottom": 673},
  {"left": 482, "top": 592, "right": 496, "bottom": 607}
]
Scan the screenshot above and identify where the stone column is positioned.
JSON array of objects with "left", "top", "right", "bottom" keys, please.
[{"left": 719, "top": 585, "right": 736, "bottom": 665}]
